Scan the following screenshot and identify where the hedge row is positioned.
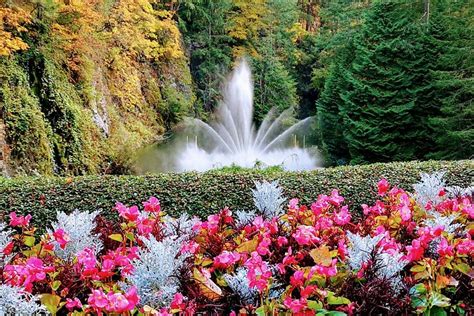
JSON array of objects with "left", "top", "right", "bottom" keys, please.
[{"left": 0, "top": 160, "right": 473, "bottom": 230}]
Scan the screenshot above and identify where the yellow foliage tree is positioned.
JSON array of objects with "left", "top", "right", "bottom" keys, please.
[{"left": 0, "top": 6, "right": 31, "bottom": 56}]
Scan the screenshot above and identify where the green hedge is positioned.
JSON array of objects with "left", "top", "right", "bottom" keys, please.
[{"left": 0, "top": 160, "right": 473, "bottom": 229}]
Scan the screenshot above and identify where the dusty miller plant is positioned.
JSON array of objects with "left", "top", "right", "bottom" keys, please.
[
  {"left": 0, "top": 285, "right": 47, "bottom": 315},
  {"left": 236, "top": 180, "right": 286, "bottom": 227},
  {"left": 162, "top": 213, "right": 199, "bottom": 239},
  {"left": 224, "top": 267, "right": 258, "bottom": 305},
  {"left": 49, "top": 210, "right": 102, "bottom": 261},
  {"left": 423, "top": 212, "right": 462, "bottom": 234},
  {"left": 126, "top": 235, "right": 189, "bottom": 308},
  {"left": 347, "top": 232, "right": 407, "bottom": 292},
  {"left": 413, "top": 171, "right": 446, "bottom": 207}
]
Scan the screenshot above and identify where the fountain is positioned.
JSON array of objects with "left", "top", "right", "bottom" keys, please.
[{"left": 174, "top": 59, "right": 320, "bottom": 172}]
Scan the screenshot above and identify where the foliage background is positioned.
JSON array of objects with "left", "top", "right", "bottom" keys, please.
[{"left": 0, "top": 160, "right": 472, "bottom": 230}]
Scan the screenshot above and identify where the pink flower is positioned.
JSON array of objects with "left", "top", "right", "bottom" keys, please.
[
  {"left": 252, "top": 216, "right": 265, "bottom": 229},
  {"left": 311, "top": 201, "right": 325, "bottom": 216},
  {"left": 293, "top": 225, "right": 319, "bottom": 246},
  {"left": 257, "top": 237, "right": 271, "bottom": 256},
  {"left": 213, "top": 251, "right": 240, "bottom": 269},
  {"left": 289, "top": 198, "right": 299, "bottom": 210},
  {"left": 170, "top": 292, "right": 186, "bottom": 311},
  {"left": 283, "top": 296, "right": 307, "bottom": 313},
  {"left": 65, "top": 298, "right": 82, "bottom": 310},
  {"left": 437, "top": 237, "right": 454, "bottom": 258},
  {"left": 277, "top": 236, "right": 288, "bottom": 247},
  {"left": 136, "top": 216, "right": 156, "bottom": 236},
  {"left": 52, "top": 229, "right": 70, "bottom": 249},
  {"left": 9, "top": 212, "right": 31, "bottom": 227},
  {"left": 338, "top": 239, "right": 347, "bottom": 260},
  {"left": 457, "top": 238, "right": 474, "bottom": 255},
  {"left": 290, "top": 270, "right": 305, "bottom": 287},
  {"left": 404, "top": 239, "right": 425, "bottom": 262},
  {"left": 399, "top": 194, "right": 412, "bottom": 222},
  {"left": 378, "top": 179, "right": 389, "bottom": 196},
  {"left": 143, "top": 196, "right": 161, "bottom": 213},
  {"left": 329, "top": 189, "right": 344, "bottom": 206},
  {"left": 245, "top": 252, "right": 272, "bottom": 292},
  {"left": 180, "top": 240, "right": 200, "bottom": 254},
  {"left": 310, "top": 259, "right": 338, "bottom": 278},
  {"left": 333, "top": 205, "right": 351, "bottom": 225},
  {"left": 115, "top": 203, "right": 140, "bottom": 222},
  {"left": 88, "top": 289, "right": 108, "bottom": 309}
]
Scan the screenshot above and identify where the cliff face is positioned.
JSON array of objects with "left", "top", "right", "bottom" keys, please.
[{"left": 0, "top": 0, "right": 195, "bottom": 175}]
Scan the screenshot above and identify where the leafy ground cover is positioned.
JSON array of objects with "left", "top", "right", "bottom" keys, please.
[{"left": 0, "top": 171, "right": 473, "bottom": 315}]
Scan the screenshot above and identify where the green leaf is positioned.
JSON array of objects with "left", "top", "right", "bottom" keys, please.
[
  {"left": 255, "top": 306, "right": 265, "bottom": 316},
  {"left": 428, "top": 306, "right": 447, "bottom": 316},
  {"left": 125, "top": 232, "right": 135, "bottom": 242},
  {"left": 109, "top": 234, "right": 123, "bottom": 242},
  {"left": 431, "top": 292, "right": 450, "bottom": 308},
  {"left": 40, "top": 294, "right": 61, "bottom": 315},
  {"left": 327, "top": 294, "right": 351, "bottom": 305},
  {"left": 24, "top": 236, "right": 35, "bottom": 247},
  {"left": 308, "top": 300, "right": 323, "bottom": 310},
  {"left": 51, "top": 280, "right": 61, "bottom": 291},
  {"left": 453, "top": 262, "right": 470, "bottom": 275},
  {"left": 410, "top": 283, "right": 427, "bottom": 295}
]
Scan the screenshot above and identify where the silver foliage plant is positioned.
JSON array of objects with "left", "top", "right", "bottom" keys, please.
[
  {"left": 0, "top": 284, "right": 48, "bottom": 315},
  {"left": 224, "top": 267, "right": 258, "bottom": 305},
  {"left": 423, "top": 212, "right": 462, "bottom": 234},
  {"left": 126, "top": 235, "right": 189, "bottom": 308},
  {"left": 162, "top": 213, "right": 199, "bottom": 239},
  {"left": 236, "top": 180, "right": 286, "bottom": 227},
  {"left": 48, "top": 209, "right": 102, "bottom": 261},
  {"left": 413, "top": 171, "right": 446, "bottom": 207},
  {"left": 445, "top": 185, "right": 474, "bottom": 198},
  {"left": 346, "top": 232, "right": 407, "bottom": 292}
]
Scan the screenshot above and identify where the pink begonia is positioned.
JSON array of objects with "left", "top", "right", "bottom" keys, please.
[
  {"left": 293, "top": 225, "right": 319, "bottom": 246},
  {"left": 290, "top": 270, "right": 305, "bottom": 287},
  {"left": 245, "top": 251, "right": 272, "bottom": 292},
  {"left": 88, "top": 287, "right": 139, "bottom": 313},
  {"left": 115, "top": 203, "right": 140, "bottom": 222},
  {"left": 142, "top": 196, "right": 161, "bottom": 213},
  {"left": 309, "top": 259, "right": 338, "bottom": 278},
  {"left": 65, "top": 298, "right": 82, "bottom": 310},
  {"left": 377, "top": 178, "right": 389, "bottom": 196},
  {"left": 289, "top": 198, "right": 299, "bottom": 210},
  {"left": 333, "top": 205, "right": 351, "bottom": 225},
  {"left": 461, "top": 200, "right": 474, "bottom": 219},
  {"left": 257, "top": 237, "right": 271, "bottom": 256},
  {"left": 362, "top": 200, "right": 386, "bottom": 216},
  {"left": 181, "top": 240, "right": 200, "bottom": 254},
  {"left": 329, "top": 189, "right": 344, "bottom": 206},
  {"left": 311, "top": 201, "right": 324, "bottom": 216},
  {"left": 277, "top": 247, "right": 298, "bottom": 274},
  {"left": 399, "top": 194, "right": 412, "bottom": 222},
  {"left": 213, "top": 251, "right": 240, "bottom": 269},
  {"left": 457, "top": 238, "right": 474, "bottom": 256},
  {"left": 283, "top": 296, "right": 307, "bottom": 313},
  {"left": 9, "top": 212, "right": 32, "bottom": 227},
  {"left": 136, "top": 216, "right": 156, "bottom": 236},
  {"left": 337, "top": 239, "right": 347, "bottom": 260},
  {"left": 4, "top": 257, "right": 54, "bottom": 291},
  {"left": 252, "top": 216, "right": 265, "bottom": 229},
  {"left": 404, "top": 239, "right": 425, "bottom": 262},
  {"left": 277, "top": 236, "right": 288, "bottom": 247},
  {"left": 315, "top": 216, "right": 333, "bottom": 230},
  {"left": 437, "top": 237, "right": 454, "bottom": 258},
  {"left": 170, "top": 292, "right": 186, "bottom": 311},
  {"left": 76, "top": 248, "right": 99, "bottom": 279},
  {"left": 201, "top": 214, "right": 220, "bottom": 234},
  {"left": 52, "top": 229, "right": 70, "bottom": 249}
]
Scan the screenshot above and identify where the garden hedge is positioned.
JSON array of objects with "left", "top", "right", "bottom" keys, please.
[{"left": 0, "top": 160, "right": 473, "bottom": 230}]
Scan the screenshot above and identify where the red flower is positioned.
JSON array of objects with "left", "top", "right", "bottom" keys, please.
[{"left": 377, "top": 179, "right": 390, "bottom": 196}]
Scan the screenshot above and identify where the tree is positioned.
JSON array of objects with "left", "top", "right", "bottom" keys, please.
[
  {"left": 0, "top": 5, "right": 31, "bottom": 56},
  {"left": 429, "top": 1, "right": 473, "bottom": 159},
  {"left": 338, "top": 2, "right": 439, "bottom": 164}
]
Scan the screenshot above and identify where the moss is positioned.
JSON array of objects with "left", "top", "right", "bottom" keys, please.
[{"left": 0, "top": 57, "right": 54, "bottom": 175}]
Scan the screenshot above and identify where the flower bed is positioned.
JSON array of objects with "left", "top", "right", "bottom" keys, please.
[{"left": 0, "top": 172, "right": 472, "bottom": 315}]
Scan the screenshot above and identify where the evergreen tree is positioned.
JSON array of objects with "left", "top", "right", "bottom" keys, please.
[
  {"left": 429, "top": 1, "right": 474, "bottom": 159},
  {"left": 339, "top": 1, "right": 439, "bottom": 163}
]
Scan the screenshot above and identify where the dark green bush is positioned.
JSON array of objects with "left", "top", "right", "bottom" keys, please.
[{"left": 0, "top": 160, "right": 472, "bottom": 229}]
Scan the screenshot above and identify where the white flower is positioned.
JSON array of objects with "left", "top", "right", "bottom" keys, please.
[
  {"left": 126, "top": 235, "right": 189, "bottom": 308},
  {"left": 0, "top": 284, "right": 47, "bottom": 315},
  {"left": 413, "top": 171, "right": 446, "bottom": 207},
  {"left": 49, "top": 209, "right": 102, "bottom": 261}
]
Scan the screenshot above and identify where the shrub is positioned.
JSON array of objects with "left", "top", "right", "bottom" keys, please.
[
  {"left": 0, "top": 174, "right": 472, "bottom": 315},
  {"left": 0, "top": 160, "right": 472, "bottom": 230}
]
